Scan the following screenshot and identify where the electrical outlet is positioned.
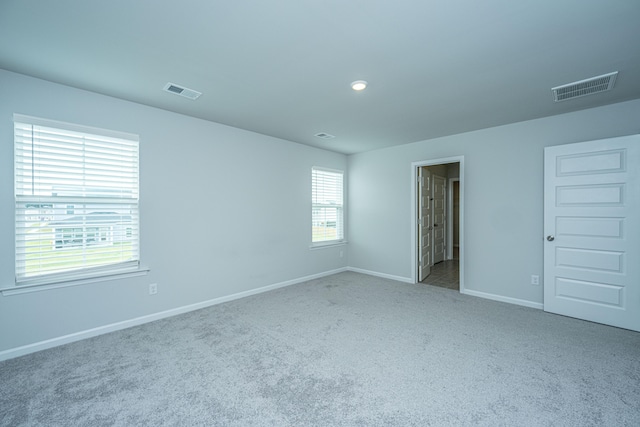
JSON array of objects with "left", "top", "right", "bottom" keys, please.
[
  {"left": 531, "top": 275, "right": 540, "bottom": 286},
  {"left": 339, "top": 250, "right": 344, "bottom": 258},
  {"left": 149, "top": 283, "right": 158, "bottom": 295}
]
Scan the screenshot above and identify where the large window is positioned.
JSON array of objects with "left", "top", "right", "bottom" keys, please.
[
  {"left": 14, "top": 114, "right": 140, "bottom": 286},
  {"left": 312, "top": 167, "right": 344, "bottom": 245}
]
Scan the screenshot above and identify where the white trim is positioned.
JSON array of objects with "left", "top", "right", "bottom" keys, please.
[
  {"left": 0, "top": 267, "right": 347, "bottom": 362},
  {"left": 410, "top": 156, "right": 465, "bottom": 293},
  {"left": 309, "top": 241, "right": 348, "bottom": 249},
  {"left": 348, "top": 265, "right": 542, "bottom": 310},
  {"left": 311, "top": 165, "right": 344, "bottom": 175},
  {"left": 461, "top": 288, "right": 544, "bottom": 310},
  {"left": 13, "top": 113, "right": 139, "bottom": 141},
  {"left": 1, "top": 266, "right": 150, "bottom": 296},
  {"left": 0, "top": 265, "right": 548, "bottom": 362},
  {"left": 346, "top": 267, "right": 413, "bottom": 284}
]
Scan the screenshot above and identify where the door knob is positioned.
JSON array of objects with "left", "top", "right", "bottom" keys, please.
[
  {"left": 434, "top": 223, "right": 439, "bottom": 227},
  {"left": 547, "top": 235, "right": 555, "bottom": 241}
]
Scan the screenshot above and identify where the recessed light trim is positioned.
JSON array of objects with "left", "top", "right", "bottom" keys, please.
[{"left": 351, "top": 80, "right": 368, "bottom": 91}]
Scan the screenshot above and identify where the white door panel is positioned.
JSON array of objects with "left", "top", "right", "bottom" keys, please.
[
  {"left": 554, "top": 277, "right": 624, "bottom": 308},
  {"left": 555, "top": 216, "right": 623, "bottom": 238},
  {"left": 544, "top": 135, "right": 639, "bottom": 331}
]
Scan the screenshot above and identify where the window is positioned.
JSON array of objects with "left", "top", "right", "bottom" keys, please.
[
  {"left": 312, "top": 167, "right": 344, "bottom": 245},
  {"left": 14, "top": 114, "right": 140, "bottom": 286}
]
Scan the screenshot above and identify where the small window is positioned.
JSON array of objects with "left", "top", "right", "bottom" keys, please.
[
  {"left": 14, "top": 114, "right": 140, "bottom": 286},
  {"left": 312, "top": 167, "right": 344, "bottom": 245}
]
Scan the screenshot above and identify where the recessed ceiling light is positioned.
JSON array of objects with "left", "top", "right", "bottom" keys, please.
[
  {"left": 351, "top": 80, "right": 368, "bottom": 91},
  {"left": 315, "top": 132, "right": 336, "bottom": 139}
]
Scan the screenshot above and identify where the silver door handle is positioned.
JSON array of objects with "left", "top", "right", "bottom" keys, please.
[{"left": 547, "top": 235, "right": 555, "bottom": 241}]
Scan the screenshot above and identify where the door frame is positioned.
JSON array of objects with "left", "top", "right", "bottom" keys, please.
[{"left": 410, "top": 156, "right": 464, "bottom": 289}]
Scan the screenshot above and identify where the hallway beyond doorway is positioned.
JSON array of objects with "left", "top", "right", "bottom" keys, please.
[{"left": 421, "top": 247, "right": 459, "bottom": 291}]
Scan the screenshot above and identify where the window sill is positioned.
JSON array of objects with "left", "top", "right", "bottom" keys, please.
[
  {"left": 309, "top": 240, "right": 348, "bottom": 250},
  {"left": 1, "top": 265, "right": 150, "bottom": 296}
]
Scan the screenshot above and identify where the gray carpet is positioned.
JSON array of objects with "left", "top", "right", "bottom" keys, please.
[{"left": 1, "top": 272, "right": 639, "bottom": 426}]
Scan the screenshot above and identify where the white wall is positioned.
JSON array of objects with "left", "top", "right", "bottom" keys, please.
[
  {"left": 0, "top": 70, "right": 347, "bottom": 355},
  {"left": 348, "top": 99, "right": 640, "bottom": 305}
]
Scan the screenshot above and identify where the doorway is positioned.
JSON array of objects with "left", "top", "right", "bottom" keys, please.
[{"left": 411, "top": 156, "right": 464, "bottom": 291}]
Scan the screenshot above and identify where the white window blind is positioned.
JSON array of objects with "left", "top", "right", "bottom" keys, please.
[
  {"left": 312, "top": 167, "right": 344, "bottom": 244},
  {"left": 14, "top": 115, "right": 140, "bottom": 286}
]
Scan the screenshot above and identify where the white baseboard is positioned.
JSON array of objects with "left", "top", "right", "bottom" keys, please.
[
  {"left": 0, "top": 267, "right": 348, "bottom": 362},
  {"left": 345, "top": 268, "right": 543, "bottom": 310},
  {"left": 0, "top": 267, "right": 545, "bottom": 361},
  {"left": 346, "top": 267, "right": 413, "bottom": 284},
  {"left": 461, "top": 288, "right": 543, "bottom": 310}
]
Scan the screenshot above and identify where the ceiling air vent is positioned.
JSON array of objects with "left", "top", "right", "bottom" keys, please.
[
  {"left": 551, "top": 71, "right": 618, "bottom": 102},
  {"left": 163, "top": 82, "right": 202, "bottom": 100},
  {"left": 314, "top": 132, "right": 336, "bottom": 140}
]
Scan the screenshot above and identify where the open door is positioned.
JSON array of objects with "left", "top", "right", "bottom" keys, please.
[
  {"left": 544, "top": 135, "right": 640, "bottom": 331},
  {"left": 418, "top": 167, "right": 432, "bottom": 281},
  {"left": 432, "top": 175, "right": 446, "bottom": 264}
]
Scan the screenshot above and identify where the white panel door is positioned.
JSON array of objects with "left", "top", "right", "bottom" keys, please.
[
  {"left": 418, "top": 168, "right": 432, "bottom": 281},
  {"left": 432, "top": 175, "right": 446, "bottom": 264},
  {"left": 544, "top": 135, "right": 640, "bottom": 331}
]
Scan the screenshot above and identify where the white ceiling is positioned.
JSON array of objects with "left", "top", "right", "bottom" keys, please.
[{"left": 1, "top": 0, "right": 639, "bottom": 154}]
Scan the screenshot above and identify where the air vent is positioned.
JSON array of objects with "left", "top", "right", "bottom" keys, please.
[
  {"left": 551, "top": 72, "right": 618, "bottom": 102},
  {"left": 314, "top": 132, "right": 336, "bottom": 139},
  {"left": 163, "top": 82, "right": 202, "bottom": 100}
]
